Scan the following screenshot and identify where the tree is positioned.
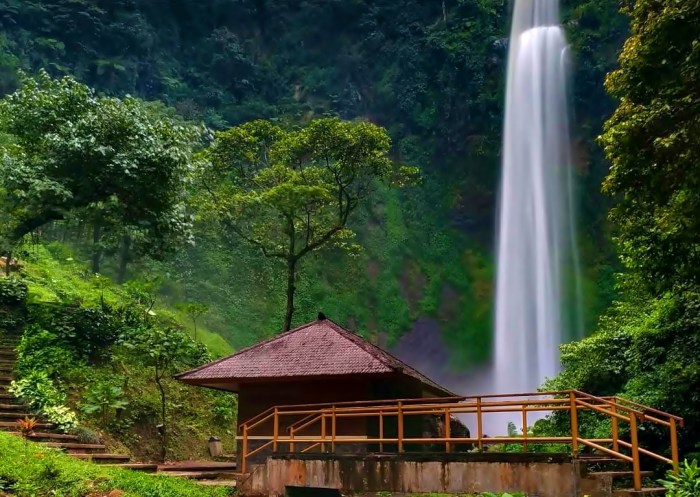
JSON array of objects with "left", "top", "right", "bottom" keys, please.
[
  {"left": 175, "top": 302, "right": 209, "bottom": 342},
  {"left": 599, "top": 0, "right": 700, "bottom": 294},
  {"left": 202, "top": 118, "right": 417, "bottom": 331},
  {"left": 126, "top": 325, "right": 207, "bottom": 462},
  {"left": 547, "top": 0, "right": 700, "bottom": 456},
  {"left": 0, "top": 71, "right": 200, "bottom": 265}
]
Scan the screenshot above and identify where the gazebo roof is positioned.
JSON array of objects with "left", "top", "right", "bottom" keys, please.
[{"left": 176, "top": 315, "right": 455, "bottom": 396}]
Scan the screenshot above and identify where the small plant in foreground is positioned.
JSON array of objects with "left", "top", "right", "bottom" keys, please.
[
  {"left": 16, "top": 417, "right": 38, "bottom": 437},
  {"left": 660, "top": 459, "right": 700, "bottom": 497}
]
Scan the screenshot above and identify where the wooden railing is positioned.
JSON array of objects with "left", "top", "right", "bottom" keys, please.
[{"left": 238, "top": 390, "right": 682, "bottom": 491}]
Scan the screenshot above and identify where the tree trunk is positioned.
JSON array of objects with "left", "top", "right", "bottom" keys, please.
[
  {"left": 155, "top": 366, "right": 167, "bottom": 463},
  {"left": 4, "top": 249, "right": 10, "bottom": 276},
  {"left": 91, "top": 221, "right": 102, "bottom": 274},
  {"left": 283, "top": 258, "right": 297, "bottom": 331},
  {"left": 117, "top": 234, "right": 131, "bottom": 284}
]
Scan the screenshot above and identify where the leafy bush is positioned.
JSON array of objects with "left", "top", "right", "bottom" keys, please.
[
  {"left": 660, "top": 459, "right": 700, "bottom": 497},
  {"left": 10, "top": 371, "right": 66, "bottom": 409},
  {"left": 80, "top": 381, "right": 129, "bottom": 422},
  {"left": 32, "top": 306, "right": 122, "bottom": 361},
  {"left": 68, "top": 426, "right": 102, "bottom": 444},
  {"left": 42, "top": 405, "right": 78, "bottom": 432},
  {"left": 0, "top": 277, "right": 28, "bottom": 306},
  {"left": 15, "top": 325, "right": 74, "bottom": 378},
  {"left": 9, "top": 371, "right": 78, "bottom": 431},
  {"left": 211, "top": 392, "right": 237, "bottom": 424}
]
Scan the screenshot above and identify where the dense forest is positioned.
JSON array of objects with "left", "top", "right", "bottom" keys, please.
[
  {"left": 0, "top": 0, "right": 628, "bottom": 360},
  {"left": 0, "top": 0, "right": 699, "bottom": 493}
]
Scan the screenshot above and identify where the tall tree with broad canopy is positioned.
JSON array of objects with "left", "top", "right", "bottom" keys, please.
[
  {"left": 202, "top": 118, "right": 418, "bottom": 331},
  {"left": 0, "top": 71, "right": 201, "bottom": 268}
]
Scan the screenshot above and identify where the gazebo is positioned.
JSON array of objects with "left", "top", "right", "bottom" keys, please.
[{"left": 176, "top": 313, "right": 457, "bottom": 462}]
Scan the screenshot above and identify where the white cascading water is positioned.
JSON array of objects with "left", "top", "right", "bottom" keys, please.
[{"left": 493, "top": 0, "right": 580, "bottom": 413}]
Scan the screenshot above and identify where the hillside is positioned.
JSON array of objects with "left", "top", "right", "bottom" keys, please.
[
  {"left": 0, "top": 245, "right": 236, "bottom": 462},
  {"left": 0, "top": 0, "right": 629, "bottom": 369}
]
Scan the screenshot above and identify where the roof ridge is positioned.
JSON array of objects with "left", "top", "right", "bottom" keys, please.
[{"left": 174, "top": 319, "right": 318, "bottom": 379}]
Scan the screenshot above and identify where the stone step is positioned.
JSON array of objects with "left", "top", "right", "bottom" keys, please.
[
  {"left": 198, "top": 480, "right": 237, "bottom": 487},
  {"left": 106, "top": 463, "right": 158, "bottom": 473},
  {"left": 0, "top": 375, "right": 13, "bottom": 383},
  {"left": 27, "top": 432, "right": 80, "bottom": 442},
  {"left": 43, "top": 442, "right": 107, "bottom": 453},
  {"left": 158, "top": 471, "right": 239, "bottom": 480},
  {"left": 591, "top": 471, "right": 655, "bottom": 480},
  {"left": 0, "top": 394, "right": 16, "bottom": 403},
  {"left": 0, "top": 411, "right": 33, "bottom": 419},
  {"left": 613, "top": 488, "right": 665, "bottom": 497},
  {"left": 71, "top": 453, "right": 130, "bottom": 463},
  {"left": 0, "top": 403, "right": 28, "bottom": 411},
  {"left": 0, "top": 420, "right": 53, "bottom": 429},
  {"left": 158, "top": 462, "right": 238, "bottom": 472}
]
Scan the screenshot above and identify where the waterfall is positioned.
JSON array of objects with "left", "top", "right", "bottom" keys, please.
[{"left": 493, "top": 0, "right": 580, "bottom": 410}]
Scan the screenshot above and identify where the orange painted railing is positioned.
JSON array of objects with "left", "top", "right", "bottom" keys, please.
[{"left": 238, "top": 390, "right": 682, "bottom": 491}]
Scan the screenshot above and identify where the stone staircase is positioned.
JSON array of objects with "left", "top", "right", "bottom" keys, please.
[
  {"left": 0, "top": 338, "right": 129, "bottom": 465},
  {"left": 577, "top": 454, "right": 665, "bottom": 497}
]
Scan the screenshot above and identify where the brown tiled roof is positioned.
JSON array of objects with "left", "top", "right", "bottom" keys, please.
[{"left": 176, "top": 317, "right": 454, "bottom": 396}]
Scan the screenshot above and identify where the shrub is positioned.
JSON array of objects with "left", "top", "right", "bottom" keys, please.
[
  {"left": 68, "top": 426, "right": 102, "bottom": 444},
  {"left": 0, "top": 277, "right": 28, "bottom": 306},
  {"left": 10, "top": 372, "right": 78, "bottom": 432},
  {"left": 10, "top": 371, "right": 66, "bottom": 409},
  {"left": 43, "top": 405, "right": 78, "bottom": 432},
  {"left": 660, "top": 459, "right": 700, "bottom": 497},
  {"left": 15, "top": 326, "right": 74, "bottom": 378},
  {"left": 80, "top": 381, "right": 129, "bottom": 422}
]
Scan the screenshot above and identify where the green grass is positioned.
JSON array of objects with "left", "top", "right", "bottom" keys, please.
[{"left": 0, "top": 432, "right": 233, "bottom": 497}]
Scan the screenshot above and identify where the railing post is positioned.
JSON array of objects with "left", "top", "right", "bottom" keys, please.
[
  {"left": 670, "top": 418, "right": 679, "bottom": 475},
  {"left": 630, "top": 413, "right": 642, "bottom": 491},
  {"left": 290, "top": 426, "right": 295, "bottom": 453},
  {"left": 476, "top": 397, "right": 483, "bottom": 451},
  {"left": 398, "top": 401, "right": 404, "bottom": 453},
  {"left": 522, "top": 405, "right": 528, "bottom": 452},
  {"left": 569, "top": 391, "right": 579, "bottom": 454},
  {"left": 379, "top": 410, "right": 384, "bottom": 453},
  {"left": 273, "top": 407, "right": 279, "bottom": 452},
  {"left": 321, "top": 411, "right": 327, "bottom": 453},
  {"left": 331, "top": 406, "right": 336, "bottom": 453},
  {"left": 611, "top": 399, "right": 619, "bottom": 453},
  {"left": 241, "top": 424, "right": 248, "bottom": 474},
  {"left": 444, "top": 408, "right": 451, "bottom": 453}
]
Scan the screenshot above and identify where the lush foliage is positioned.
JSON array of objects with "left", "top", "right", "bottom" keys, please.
[
  {"left": 2, "top": 245, "right": 236, "bottom": 461},
  {"left": 0, "top": 431, "right": 233, "bottom": 497},
  {"left": 660, "top": 459, "right": 700, "bottom": 497},
  {"left": 204, "top": 117, "right": 417, "bottom": 329},
  {"left": 0, "top": 71, "right": 203, "bottom": 280},
  {"left": 547, "top": 0, "right": 700, "bottom": 457},
  {"left": 599, "top": 0, "right": 700, "bottom": 294},
  {"left": 0, "top": 0, "right": 628, "bottom": 368}
]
